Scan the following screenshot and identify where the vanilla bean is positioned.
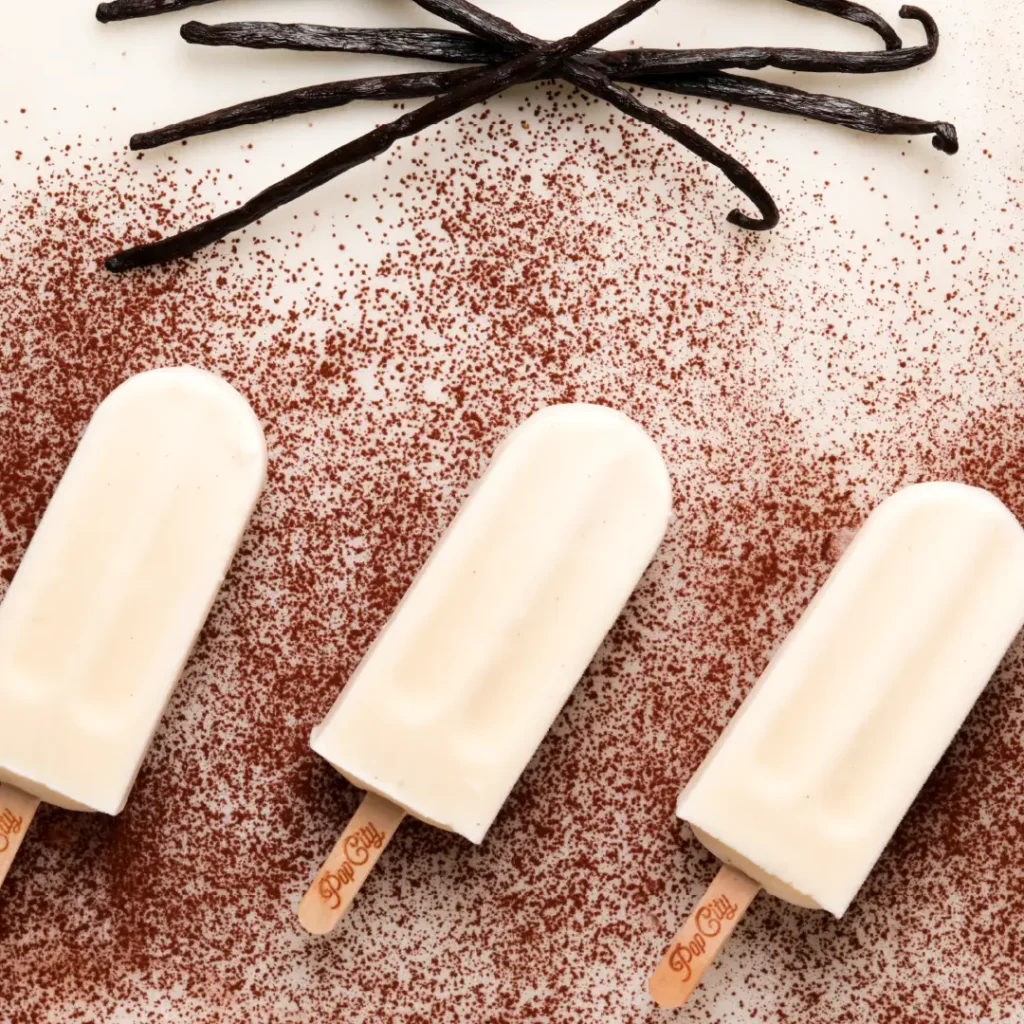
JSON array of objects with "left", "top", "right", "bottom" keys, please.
[
  {"left": 107, "top": 0, "right": 663, "bottom": 271},
  {"left": 181, "top": 17, "right": 936, "bottom": 77},
  {"left": 647, "top": 71, "right": 958, "bottom": 153},
  {"left": 607, "top": 6, "right": 939, "bottom": 76},
  {"left": 140, "top": 3, "right": 949, "bottom": 224},
  {"left": 412, "top": 0, "right": 548, "bottom": 45},
  {"left": 130, "top": 69, "right": 480, "bottom": 150},
  {"left": 786, "top": 0, "right": 901, "bottom": 49},
  {"left": 411, "top": 0, "right": 778, "bottom": 229},
  {"left": 96, "top": 0, "right": 218, "bottom": 22},
  {"left": 180, "top": 21, "right": 499, "bottom": 64}
]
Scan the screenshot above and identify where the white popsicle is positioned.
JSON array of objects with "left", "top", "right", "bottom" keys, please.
[
  {"left": 651, "top": 482, "right": 1024, "bottom": 1006},
  {"left": 300, "top": 404, "right": 672, "bottom": 933},
  {"left": 0, "top": 368, "right": 266, "bottom": 889}
]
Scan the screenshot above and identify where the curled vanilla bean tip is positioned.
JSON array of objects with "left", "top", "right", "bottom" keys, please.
[
  {"left": 932, "top": 123, "right": 958, "bottom": 154},
  {"left": 96, "top": 4, "right": 116, "bottom": 22},
  {"left": 787, "top": 0, "right": 902, "bottom": 51},
  {"left": 727, "top": 207, "right": 780, "bottom": 232},
  {"left": 898, "top": 5, "right": 938, "bottom": 49},
  {"left": 896, "top": 5, "right": 941, "bottom": 68},
  {"left": 899, "top": 4, "right": 930, "bottom": 25}
]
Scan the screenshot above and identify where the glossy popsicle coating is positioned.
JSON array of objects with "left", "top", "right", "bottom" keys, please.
[
  {"left": 0, "top": 368, "right": 267, "bottom": 815},
  {"left": 312, "top": 404, "right": 672, "bottom": 844},
  {"left": 678, "top": 483, "right": 1024, "bottom": 917}
]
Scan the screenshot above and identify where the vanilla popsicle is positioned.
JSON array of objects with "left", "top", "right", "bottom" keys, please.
[
  {"left": 299, "top": 404, "right": 672, "bottom": 932},
  {"left": 651, "top": 482, "right": 1024, "bottom": 1006},
  {"left": 0, "top": 367, "right": 266, "bottom": 888}
]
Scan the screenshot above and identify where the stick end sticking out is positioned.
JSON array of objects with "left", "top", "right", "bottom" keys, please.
[
  {"left": 297, "top": 897, "right": 339, "bottom": 937},
  {"left": 0, "top": 786, "right": 42, "bottom": 891},
  {"left": 296, "top": 792, "right": 406, "bottom": 937},
  {"left": 649, "top": 971, "right": 687, "bottom": 1009},
  {"left": 649, "top": 865, "right": 762, "bottom": 1008}
]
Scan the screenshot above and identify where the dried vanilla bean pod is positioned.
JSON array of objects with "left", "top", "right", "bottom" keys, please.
[
  {"left": 647, "top": 71, "right": 958, "bottom": 152},
  {"left": 786, "top": 0, "right": 901, "bottom": 49},
  {"left": 130, "top": 69, "right": 482, "bottom": 150},
  {"left": 180, "top": 21, "right": 500, "bottom": 64},
  {"left": 136, "top": 1, "right": 954, "bottom": 159},
  {"left": 130, "top": 61, "right": 955, "bottom": 155},
  {"left": 572, "top": 65, "right": 779, "bottom": 229},
  {"left": 607, "top": 6, "right": 939, "bottom": 76},
  {"left": 97, "top": 0, "right": 218, "bottom": 22},
  {"left": 98, "top": 0, "right": 903, "bottom": 50},
  {"left": 181, "top": 16, "right": 936, "bottom": 76}
]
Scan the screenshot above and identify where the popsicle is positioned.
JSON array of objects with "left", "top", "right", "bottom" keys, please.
[
  {"left": 650, "top": 482, "right": 1024, "bottom": 1006},
  {"left": 298, "top": 404, "right": 672, "bottom": 934},
  {"left": 0, "top": 367, "right": 266, "bottom": 890}
]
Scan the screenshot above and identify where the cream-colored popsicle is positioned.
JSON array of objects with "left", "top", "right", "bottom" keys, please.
[
  {"left": 651, "top": 482, "right": 1024, "bottom": 1006},
  {"left": 300, "top": 404, "right": 671, "bottom": 932},
  {"left": 0, "top": 367, "right": 267, "bottom": 819}
]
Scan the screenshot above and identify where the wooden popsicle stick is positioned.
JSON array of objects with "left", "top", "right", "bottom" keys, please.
[
  {"left": 298, "top": 791, "right": 406, "bottom": 935},
  {"left": 649, "top": 865, "right": 762, "bottom": 1008},
  {"left": 0, "top": 784, "right": 41, "bottom": 891}
]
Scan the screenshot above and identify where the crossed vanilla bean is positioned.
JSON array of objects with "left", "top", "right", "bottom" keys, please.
[{"left": 99, "top": 0, "right": 957, "bottom": 271}]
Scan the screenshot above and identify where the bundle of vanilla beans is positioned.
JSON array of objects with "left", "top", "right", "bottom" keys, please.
[{"left": 95, "top": 0, "right": 957, "bottom": 272}]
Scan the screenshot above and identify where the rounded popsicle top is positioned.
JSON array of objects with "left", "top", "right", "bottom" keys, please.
[
  {"left": 862, "top": 480, "right": 1024, "bottom": 540},
  {"left": 519, "top": 400, "right": 669, "bottom": 459},
  {"left": 97, "top": 366, "right": 268, "bottom": 475},
  {"left": 0, "top": 366, "right": 267, "bottom": 815},
  {"left": 490, "top": 402, "right": 673, "bottom": 526},
  {"left": 483, "top": 402, "right": 674, "bottom": 592}
]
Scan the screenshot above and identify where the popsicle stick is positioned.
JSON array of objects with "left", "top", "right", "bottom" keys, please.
[
  {"left": 298, "top": 792, "right": 406, "bottom": 935},
  {"left": 649, "top": 865, "right": 762, "bottom": 1008},
  {"left": 0, "top": 785, "right": 41, "bottom": 891}
]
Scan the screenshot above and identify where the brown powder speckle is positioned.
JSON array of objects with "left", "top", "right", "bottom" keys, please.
[{"left": 1, "top": 10, "right": 1024, "bottom": 1021}]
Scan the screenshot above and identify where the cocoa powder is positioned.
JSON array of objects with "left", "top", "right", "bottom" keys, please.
[{"left": 0, "top": 87, "right": 1022, "bottom": 1023}]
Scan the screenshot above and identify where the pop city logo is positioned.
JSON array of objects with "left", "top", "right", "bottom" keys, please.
[
  {"left": 0, "top": 806, "right": 23, "bottom": 855},
  {"left": 318, "top": 823, "right": 387, "bottom": 908},
  {"left": 667, "top": 893, "right": 740, "bottom": 982}
]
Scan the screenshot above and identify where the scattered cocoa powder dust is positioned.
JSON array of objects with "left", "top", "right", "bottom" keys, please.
[{"left": 1, "top": 81, "right": 1023, "bottom": 1024}]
